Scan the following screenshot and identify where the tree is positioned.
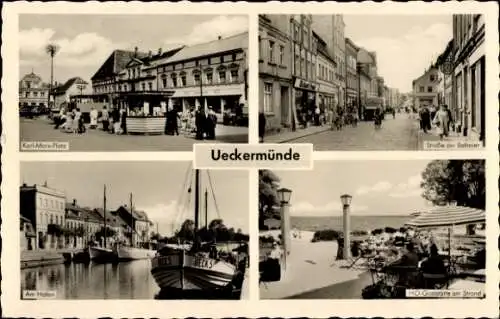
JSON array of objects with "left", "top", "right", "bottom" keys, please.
[
  {"left": 259, "top": 169, "right": 281, "bottom": 230},
  {"left": 176, "top": 219, "right": 195, "bottom": 241},
  {"left": 45, "top": 43, "right": 59, "bottom": 108},
  {"left": 421, "top": 160, "right": 485, "bottom": 209}
]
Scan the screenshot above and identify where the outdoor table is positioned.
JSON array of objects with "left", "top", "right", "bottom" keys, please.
[{"left": 126, "top": 116, "right": 165, "bottom": 135}]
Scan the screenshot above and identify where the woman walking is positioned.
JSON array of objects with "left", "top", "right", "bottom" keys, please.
[{"left": 433, "top": 104, "right": 450, "bottom": 140}]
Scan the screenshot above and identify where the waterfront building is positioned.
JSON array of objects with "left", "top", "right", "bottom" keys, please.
[
  {"left": 411, "top": 66, "right": 441, "bottom": 109},
  {"left": 452, "top": 14, "right": 485, "bottom": 143},
  {"left": 52, "top": 77, "right": 90, "bottom": 109},
  {"left": 314, "top": 31, "right": 337, "bottom": 115},
  {"left": 19, "top": 71, "right": 49, "bottom": 109},
  {"left": 20, "top": 216, "right": 36, "bottom": 251},
  {"left": 20, "top": 183, "right": 66, "bottom": 250},
  {"left": 65, "top": 200, "right": 88, "bottom": 248},
  {"left": 345, "top": 38, "right": 359, "bottom": 112},
  {"left": 93, "top": 208, "right": 129, "bottom": 244},
  {"left": 114, "top": 205, "right": 152, "bottom": 247},
  {"left": 290, "top": 14, "right": 317, "bottom": 125},
  {"left": 155, "top": 32, "right": 248, "bottom": 123},
  {"left": 258, "top": 14, "right": 293, "bottom": 132}
]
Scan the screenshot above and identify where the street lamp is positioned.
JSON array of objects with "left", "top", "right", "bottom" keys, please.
[
  {"left": 277, "top": 187, "right": 292, "bottom": 271},
  {"left": 340, "top": 194, "right": 352, "bottom": 260}
]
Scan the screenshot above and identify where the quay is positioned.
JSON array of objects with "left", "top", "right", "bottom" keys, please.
[{"left": 21, "top": 248, "right": 86, "bottom": 269}]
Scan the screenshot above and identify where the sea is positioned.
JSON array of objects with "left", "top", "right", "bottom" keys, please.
[{"left": 291, "top": 215, "right": 412, "bottom": 233}]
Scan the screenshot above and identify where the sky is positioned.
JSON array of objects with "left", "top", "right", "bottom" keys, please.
[
  {"left": 344, "top": 15, "right": 453, "bottom": 93},
  {"left": 19, "top": 14, "right": 248, "bottom": 84},
  {"left": 275, "top": 160, "right": 434, "bottom": 217},
  {"left": 21, "top": 162, "right": 249, "bottom": 235}
]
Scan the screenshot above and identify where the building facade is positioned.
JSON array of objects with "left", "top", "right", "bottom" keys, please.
[
  {"left": 155, "top": 32, "right": 248, "bottom": 122},
  {"left": 258, "top": 14, "right": 293, "bottom": 132},
  {"left": 356, "top": 48, "right": 376, "bottom": 118},
  {"left": 20, "top": 183, "right": 66, "bottom": 250},
  {"left": 314, "top": 31, "right": 337, "bottom": 115},
  {"left": 412, "top": 67, "right": 441, "bottom": 109},
  {"left": 290, "top": 14, "right": 317, "bottom": 127},
  {"left": 345, "top": 38, "right": 359, "bottom": 112},
  {"left": 52, "top": 77, "right": 90, "bottom": 108},
  {"left": 19, "top": 71, "right": 49, "bottom": 109},
  {"left": 452, "top": 14, "right": 485, "bottom": 143},
  {"left": 332, "top": 15, "right": 346, "bottom": 109}
]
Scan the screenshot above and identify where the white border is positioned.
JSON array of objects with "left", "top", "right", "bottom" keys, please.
[{"left": 2, "top": 1, "right": 499, "bottom": 318}]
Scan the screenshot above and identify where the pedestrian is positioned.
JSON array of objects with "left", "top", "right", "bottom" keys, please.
[
  {"left": 112, "top": 107, "right": 121, "bottom": 134},
  {"left": 172, "top": 107, "right": 180, "bottom": 136},
  {"left": 433, "top": 104, "right": 450, "bottom": 140},
  {"left": 314, "top": 105, "right": 321, "bottom": 126},
  {"left": 120, "top": 108, "right": 127, "bottom": 134},
  {"left": 101, "top": 106, "right": 110, "bottom": 132},
  {"left": 259, "top": 111, "right": 266, "bottom": 143},
  {"left": 76, "top": 108, "right": 85, "bottom": 134},
  {"left": 89, "top": 107, "right": 98, "bottom": 129},
  {"left": 420, "top": 107, "right": 430, "bottom": 133},
  {"left": 429, "top": 104, "right": 437, "bottom": 122},
  {"left": 206, "top": 106, "right": 217, "bottom": 140},
  {"left": 72, "top": 108, "right": 80, "bottom": 134},
  {"left": 444, "top": 104, "right": 453, "bottom": 136},
  {"left": 328, "top": 107, "right": 335, "bottom": 131},
  {"left": 54, "top": 106, "right": 66, "bottom": 129},
  {"left": 195, "top": 108, "right": 205, "bottom": 140},
  {"left": 352, "top": 109, "right": 358, "bottom": 127}
]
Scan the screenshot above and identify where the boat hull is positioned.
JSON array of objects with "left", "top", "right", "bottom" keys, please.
[
  {"left": 116, "top": 246, "right": 156, "bottom": 261},
  {"left": 88, "top": 246, "right": 117, "bottom": 263},
  {"left": 151, "top": 250, "right": 236, "bottom": 292}
]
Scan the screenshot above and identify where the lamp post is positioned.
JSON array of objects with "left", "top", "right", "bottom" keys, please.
[
  {"left": 340, "top": 194, "right": 352, "bottom": 260},
  {"left": 277, "top": 187, "right": 292, "bottom": 271}
]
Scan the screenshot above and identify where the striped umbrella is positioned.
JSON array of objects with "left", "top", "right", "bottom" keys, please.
[{"left": 405, "top": 205, "right": 485, "bottom": 229}]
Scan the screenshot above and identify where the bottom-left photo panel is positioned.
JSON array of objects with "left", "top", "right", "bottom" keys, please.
[{"left": 19, "top": 161, "right": 250, "bottom": 300}]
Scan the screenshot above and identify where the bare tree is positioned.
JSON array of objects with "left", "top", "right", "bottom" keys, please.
[{"left": 45, "top": 43, "right": 60, "bottom": 108}]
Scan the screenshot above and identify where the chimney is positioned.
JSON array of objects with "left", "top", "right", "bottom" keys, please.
[
  {"left": 134, "top": 46, "right": 138, "bottom": 57},
  {"left": 158, "top": 47, "right": 162, "bottom": 55},
  {"left": 72, "top": 199, "right": 77, "bottom": 206},
  {"left": 218, "top": 36, "right": 222, "bottom": 40}
]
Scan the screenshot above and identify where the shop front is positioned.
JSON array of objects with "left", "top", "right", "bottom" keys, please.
[
  {"left": 317, "top": 83, "right": 337, "bottom": 120},
  {"left": 293, "top": 77, "right": 317, "bottom": 125},
  {"left": 169, "top": 83, "right": 245, "bottom": 124},
  {"left": 346, "top": 88, "right": 358, "bottom": 114}
]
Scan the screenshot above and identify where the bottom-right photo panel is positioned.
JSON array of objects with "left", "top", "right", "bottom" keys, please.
[{"left": 259, "top": 160, "right": 486, "bottom": 300}]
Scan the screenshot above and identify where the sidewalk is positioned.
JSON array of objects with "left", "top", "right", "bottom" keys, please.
[
  {"left": 263, "top": 125, "right": 330, "bottom": 143},
  {"left": 417, "top": 123, "right": 483, "bottom": 150}
]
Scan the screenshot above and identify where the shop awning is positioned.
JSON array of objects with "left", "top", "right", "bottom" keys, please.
[{"left": 405, "top": 205, "right": 485, "bottom": 229}]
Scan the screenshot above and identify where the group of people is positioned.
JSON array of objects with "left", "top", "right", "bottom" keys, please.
[
  {"left": 54, "top": 107, "right": 85, "bottom": 134},
  {"left": 419, "top": 104, "right": 453, "bottom": 140},
  {"left": 193, "top": 106, "right": 218, "bottom": 140}
]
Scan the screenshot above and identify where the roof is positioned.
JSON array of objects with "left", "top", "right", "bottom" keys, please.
[
  {"left": 21, "top": 71, "right": 43, "bottom": 82},
  {"left": 53, "top": 77, "right": 88, "bottom": 95},
  {"left": 357, "top": 48, "right": 375, "bottom": 65},
  {"left": 66, "top": 202, "right": 103, "bottom": 223},
  {"left": 94, "top": 208, "right": 128, "bottom": 228},
  {"left": 20, "top": 216, "right": 32, "bottom": 224},
  {"left": 117, "top": 205, "right": 149, "bottom": 222},
  {"left": 412, "top": 66, "right": 439, "bottom": 84},
  {"left": 91, "top": 49, "right": 148, "bottom": 81},
  {"left": 405, "top": 206, "right": 485, "bottom": 229},
  {"left": 164, "top": 32, "right": 248, "bottom": 64}
]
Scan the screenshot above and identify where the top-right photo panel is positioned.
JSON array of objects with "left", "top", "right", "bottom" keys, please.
[{"left": 258, "top": 14, "right": 486, "bottom": 151}]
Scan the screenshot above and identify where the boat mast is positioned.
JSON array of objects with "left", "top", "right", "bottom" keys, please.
[
  {"left": 194, "top": 170, "right": 200, "bottom": 232},
  {"left": 130, "top": 192, "right": 134, "bottom": 247},
  {"left": 103, "top": 184, "right": 107, "bottom": 248},
  {"left": 205, "top": 188, "right": 208, "bottom": 229}
]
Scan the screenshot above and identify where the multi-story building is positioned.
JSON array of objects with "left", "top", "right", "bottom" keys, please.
[
  {"left": 345, "top": 38, "right": 359, "bottom": 112},
  {"left": 332, "top": 15, "right": 346, "bottom": 109},
  {"left": 435, "top": 40, "right": 454, "bottom": 117},
  {"left": 314, "top": 31, "right": 337, "bottom": 115},
  {"left": 114, "top": 205, "right": 152, "bottom": 247},
  {"left": 290, "top": 14, "right": 317, "bottom": 126},
  {"left": 20, "top": 216, "right": 36, "bottom": 251},
  {"left": 356, "top": 47, "right": 376, "bottom": 118},
  {"left": 20, "top": 183, "right": 66, "bottom": 250},
  {"left": 258, "top": 14, "right": 293, "bottom": 132},
  {"left": 452, "top": 14, "right": 485, "bottom": 143},
  {"left": 154, "top": 32, "right": 248, "bottom": 122},
  {"left": 19, "top": 71, "right": 49, "bottom": 109},
  {"left": 52, "top": 77, "right": 90, "bottom": 109},
  {"left": 411, "top": 66, "right": 441, "bottom": 109}
]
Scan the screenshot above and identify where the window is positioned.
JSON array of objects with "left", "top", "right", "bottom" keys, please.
[
  {"left": 218, "top": 71, "right": 226, "bottom": 83},
  {"left": 427, "top": 86, "right": 433, "bottom": 93},
  {"left": 430, "top": 74, "right": 435, "bottom": 82},
  {"left": 263, "top": 83, "right": 273, "bottom": 113},
  {"left": 55, "top": 215, "right": 59, "bottom": 225},
  {"left": 194, "top": 73, "right": 200, "bottom": 85},
  {"left": 419, "top": 86, "right": 424, "bottom": 93},
  {"left": 279, "top": 45, "right": 284, "bottom": 65},
  {"left": 301, "top": 57, "right": 305, "bottom": 77},
  {"left": 40, "top": 92, "right": 44, "bottom": 97},
  {"left": 33, "top": 92, "right": 38, "bottom": 97},
  {"left": 181, "top": 75, "right": 186, "bottom": 87},
  {"left": 206, "top": 73, "right": 213, "bottom": 85},
  {"left": 141, "top": 83, "right": 146, "bottom": 91},
  {"left": 172, "top": 75, "right": 177, "bottom": 87},
  {"left": 268, "top": 41, "right": 275, "bottom": 63},
  {"left": 230, "top": 69, "right": 238, "bottom": 83},
  {"left": 294, "top": 54, "right": 300, "bottom": 75},
  {"left": 162, "top": 78, "right": 167, "bottom": 88},
  {"left": 148, "top": 82, "right": 153, "bottom": 91},
  {"left": 50, "top": 215, "right": 53, "bottom": 224},
  {"left": 45, "top": 199, "right": 48, "bottom": 207}
]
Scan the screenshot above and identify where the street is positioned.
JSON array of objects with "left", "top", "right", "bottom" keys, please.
[
  {"left": 280, "top": 113, "right": 419, "bottom": 151},
  {"left": 20, "top": 117, "right": 248, "bottom": 152}
]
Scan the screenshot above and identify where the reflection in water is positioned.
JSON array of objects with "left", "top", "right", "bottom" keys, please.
[{"left": 21, "top": 260, "right": 158, "bottom": 299}]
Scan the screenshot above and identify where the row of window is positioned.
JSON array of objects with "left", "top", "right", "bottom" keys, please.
[
  {"left": 318, "top": 62, "right": 335, "bottom": 82},
  {"left": 160, "top": 69, "right": 239, "bottom": 89},
  {"left": 294, "top": 53, "right": 316, "bottom": 81},
  {"left": 38, "top": 212, "right": 65, "bottom": 227},
  {"left": 418, "top": 86, "right": 434, "bottom": 93},
  {"left": 266, "top": 40, "right": 285, "bottom": 65},
  {"left": 158, "top": 53, "right": 240, "bottom": 73},
  {"left": 38, "top": 197, "right": 64, "bottom": 211},
  {"left": 22, "top": 91, "right": 46, "bottom": 98}
]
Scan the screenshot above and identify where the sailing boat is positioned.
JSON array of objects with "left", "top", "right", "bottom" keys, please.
[
  {"left": 89, "top": 184, "right": 117, "bottom": 262},
  {"left": 114, "top": 193, "right": 156, "bottom": 261},
  {"left": 150, "top": 169, "right": 238, "bottom": 294}
]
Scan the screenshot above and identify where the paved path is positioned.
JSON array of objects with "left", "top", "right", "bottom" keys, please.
[
  {"left": 267, "top": 113, "right": 419, "bottom": 151},
  {"left": 20, "top": 118, "right": 248, "bottom": 152}
]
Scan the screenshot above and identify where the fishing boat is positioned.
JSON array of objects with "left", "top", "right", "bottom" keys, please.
[
  {"left": 88, "top": 184, "right": 117, "bottom": 263},
  {"left": 114, "top": 193, "right": 156, "bottom": 261},
  {"left": 151, "top": 168, "right": 242, "bottom": 296}
]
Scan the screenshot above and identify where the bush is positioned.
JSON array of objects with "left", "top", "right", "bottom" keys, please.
[
  {"left": 312, "top": 229, "right": 342, "bottom": 242},
  {"left": 371, "top": 228, "right": 384, "bottom": 236},
  {"left": 351, "top": 230, "right": 368, "bottom": 237},
  {"left": 384, "top": 227, "right": 397, "bottom": 234}
]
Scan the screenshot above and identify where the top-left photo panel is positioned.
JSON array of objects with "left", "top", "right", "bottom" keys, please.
[{"left": 19, "top": 14, "right": 249, "bottom": 152}]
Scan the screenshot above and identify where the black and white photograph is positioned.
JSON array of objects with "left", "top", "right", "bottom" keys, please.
[
  {"left": 20, "top": 161, "right": 249, "bottom": 299},
  {"left": 258, "top": 14, "right": 486, "bottom": 150},
  {"left": 19, "top": 14, "right": 249, "bottom": 151},
  {"left": 259, "top": 160, "right": 486, "bottom": 299}
]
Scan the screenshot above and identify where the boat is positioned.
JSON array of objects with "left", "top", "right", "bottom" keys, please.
[
  {"left": 115, "top": 245, "right": 156, "bottom": 261},
  {"left": 150, "top": 168, "right": 242, "bottom": 296},
  {"left": 88, "top": 184, "right": 117, "bottom": 263}
]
